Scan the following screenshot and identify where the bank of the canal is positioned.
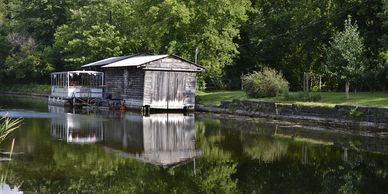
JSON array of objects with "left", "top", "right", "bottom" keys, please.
[
  {"left": 196, "top": 100, "right": 388, "bottom": 130},
  {"left": 1, "top": 88, "right": 388, "bottom": 130},
  {"left": 1, "top": 95, "right": 388, "bottom": 193}
]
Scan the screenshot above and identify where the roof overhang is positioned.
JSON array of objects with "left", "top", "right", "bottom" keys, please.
[
  {"left": 101, "top": 54, "right": 205, "bottom": 72},
  {"left": 81, "top": 55, "right": 136, "bottom": 68},
  {"left": 102, "top": 55, "right": 169, "bottom": 68},
  {"left": 51, "top": 71, "right": 103, "bottom": 75}
]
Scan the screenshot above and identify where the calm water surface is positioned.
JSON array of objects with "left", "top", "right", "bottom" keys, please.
[{"left": 0, "top": 96, "right": 388, "bottom": 193}]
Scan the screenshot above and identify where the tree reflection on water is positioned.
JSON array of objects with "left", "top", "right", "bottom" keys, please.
[{"left": 0, "top": 108, "right": 387, "bottom": 193}]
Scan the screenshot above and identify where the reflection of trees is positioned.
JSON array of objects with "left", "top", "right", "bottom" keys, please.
[
  {"left": 320, "top": 151, "right": 388, "bottom": 194},
  {"left": 1, "top": 116, "right": 240, "bottom": 193},
  {"left": 195, "top": 121, "right": 231, "bottom": 160},
  {"left": 321, "top": 164, "right": 362, "bottom": 194},
  {"left": 0, "top": 96, "right": 48, "bottom": 112},
  {"left": 243, "top": 136, "right": 288, "bottom": 163},
  {"left": 3, "top": 114, "right": 388, "bottom": 193},
  {"left": 194, "top": 120, "right": 239, "bottom": 193}
]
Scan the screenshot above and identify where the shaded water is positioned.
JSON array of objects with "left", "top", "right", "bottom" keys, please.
[{"left": 1, "top": 96, "right": 388, "bottom": 193}]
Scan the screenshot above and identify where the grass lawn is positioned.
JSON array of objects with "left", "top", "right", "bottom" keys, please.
[{"left": 196, "top": 90, "right": 388, "bottom": 108}]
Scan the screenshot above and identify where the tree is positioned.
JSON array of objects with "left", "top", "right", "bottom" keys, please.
[
  {"left": 8, "top": 0, "right": 88, "bottom": 46},
  {"left": 54, "top": 0, "right": 252, "bottom": 83},
  {"left": 4, "top": 33, "right": 54, "bottom": 82},
  {"left": 231, "top": 0, "right": 384, "bottom": 91},
  {"left": 232, "top": 0, "right": 338, "bottom": 90},
  {"left": 54, "top": 0, "right": 133, "bottom": 70},
  {"left": 378, "top": 0, "right": 388, "bottom": 63},
  {"left": 326, "top": 16, "right": 365, "bottom": 98}
]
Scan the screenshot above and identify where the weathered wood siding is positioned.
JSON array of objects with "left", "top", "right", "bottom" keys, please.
[
  {"left": 143, "top": 71, "right": 196, "bottom": 109},
  {"left": 103, "top": 113, "right": 144, "bottom": 151},
  {"left": 105, "top": 68, "right": 145, "bottom": 107},
  {"left": 105, "top": 68, "right": 124, "bottom": 99},
  {"left": 122, "top": 68, "right": 145, "bottom": 108},
  {"left": 142, "top": 113, "right": 198, "bottom": 165},
  {"left": 183, "top": 73, "right": 196, "bottom": 107},
  {"left": 143, "top": 113, "right": 196, "bottom": 152}
]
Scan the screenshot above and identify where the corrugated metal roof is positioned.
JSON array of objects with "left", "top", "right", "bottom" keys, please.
[
  {"left": 82, "top": 55, "right": 133, "bottom": 68},
  {"left": 102, "top": 55, "right": 169, "bottom": 68},
  {"left": 51, "top": 70, "right": 103, "bottom": 75}
]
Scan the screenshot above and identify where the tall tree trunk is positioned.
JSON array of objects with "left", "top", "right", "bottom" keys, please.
[{"left": 345, "top": 80, "right": 350, "bottom": 99}]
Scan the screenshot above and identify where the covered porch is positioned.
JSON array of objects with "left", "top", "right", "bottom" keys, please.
[{"left": 50, "top": 71, "right": 104, "bottom": 99}]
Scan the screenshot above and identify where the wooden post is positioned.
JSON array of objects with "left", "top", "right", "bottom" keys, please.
[
  {"left": 304, "top": 73, "right": 305, "bottom": 92},
  {"left": 302, "top": 143, "right": 308, "bottom": 165},
  {"left": 240, "top": 73, "right": 244, "bottom": 91},
  {"left": 168, "top": 72, "right": 170, "bottom": 109},
  {"left": 303, "top": 72, "right": 310, "bottom": 93},
  {"left": 142, "top": 105, "right": 150, "bottom": 116},
  {"left": 345, "top": 80, "right": 350, "bottom": 99},
  {"left": 343, "top": 148, "right": 348, "bottom": 162},
  {"left": 195, "top": 47, "right": 199, "bottom": 64}
]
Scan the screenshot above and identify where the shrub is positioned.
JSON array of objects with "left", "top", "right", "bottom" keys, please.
[{"left": 242, "top": 67, "right": 289, "bottom": 98}]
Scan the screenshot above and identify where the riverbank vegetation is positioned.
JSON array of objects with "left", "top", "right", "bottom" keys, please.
[
  {"left": 0, "top": 0, "right": 386, "bottom": 94},
  {"left": 0, "top": 84, "right": 50, "bottom": 94},
  {"left": 0, "top": 116, "right": 21, "bottom": 144},
  {"left": 196, "top": 91, "right": 388, "bottom": 107}
]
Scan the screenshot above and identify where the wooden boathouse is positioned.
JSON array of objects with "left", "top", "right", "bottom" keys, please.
[{"left": 82, "top": 54, "right": 204, "bottom": 110}]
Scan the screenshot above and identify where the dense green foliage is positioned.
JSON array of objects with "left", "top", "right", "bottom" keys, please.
[
  {"left": 242, "top": 67, "right": 289, "bottom": 98},
  {"left": 0, "top": 0, "right": 386, "bottom": 91},
  {"left": 230, "top": 0, "right": 387, "bottom": 91},
  {"left": 0, "top": 84, "right": 50, "bottom": 94}
]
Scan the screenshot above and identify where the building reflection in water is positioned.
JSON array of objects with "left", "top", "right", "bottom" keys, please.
[
  {"left": 50, "top": 113, "right": 105, "bottom": 144},
  {"left": 0, "top": 183, "right": 23, "bottom": 194},
  {"left": 49, "top": 107, "right": 201, "bottom": 167},
  {"left": 104, "top": 113, "right": 201, "bottom": 167}
]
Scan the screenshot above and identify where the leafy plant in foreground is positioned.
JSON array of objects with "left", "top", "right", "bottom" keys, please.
[{"left": 0, "top": 115, "right": 22, "bottom": 144}]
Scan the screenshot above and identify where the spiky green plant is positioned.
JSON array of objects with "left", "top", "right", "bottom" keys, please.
[
  {"left": 1, "top": 115, "right": 21, "bottom": 184},
  {"left": 0, "top": 115, "right": 22, "bottom": 144}
]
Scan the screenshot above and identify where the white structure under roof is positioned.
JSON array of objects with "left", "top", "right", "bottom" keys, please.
[
  {"left": 50, "top": 113, "right": 104, "bottom": 144},
  {"left": 102, "top": 55, "right": 169, "bottom": 68},
  {"left": 49, "top": 71, "right": 104, "bottom": 106},
  {"left": 0, "top": 183, "right": 23, "bottom": 194}
]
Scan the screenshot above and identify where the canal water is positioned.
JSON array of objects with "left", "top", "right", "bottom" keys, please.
[{"left": 0, "top": 95, "right": 388, "bottom": 193}]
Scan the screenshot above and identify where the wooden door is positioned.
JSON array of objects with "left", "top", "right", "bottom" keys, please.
[{"left": 150, "top": 71, "right": 185, "bottom": 109}]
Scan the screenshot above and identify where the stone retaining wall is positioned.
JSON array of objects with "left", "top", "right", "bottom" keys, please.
[{"left": 196, "top": 100, "right": 388, "bottom": 129}]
